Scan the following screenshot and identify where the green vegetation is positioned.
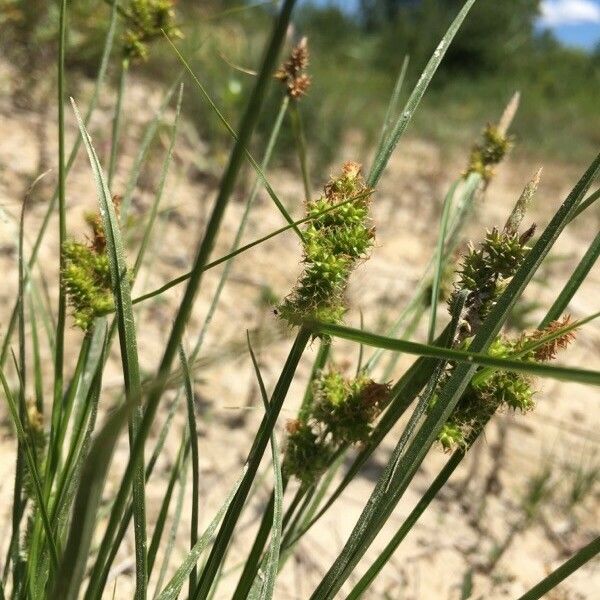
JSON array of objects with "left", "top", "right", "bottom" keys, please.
[{"left": 0, "top": 1, "right": 598, "bottom": 599}]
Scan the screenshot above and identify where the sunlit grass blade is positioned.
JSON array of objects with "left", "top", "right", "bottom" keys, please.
[
  {"left": 516, "top": 535, "right": 600, "bottom": 600},
  {"left": 289, "top": 101, "right": 311, "bottom": 201},
  {"left": 367, "top": 0, "right": 478, "bottom": 187},
  {"left": 0, "top": 369, "right": 59, "bottom": 573},
  {"left": 154, "top": 466, "right": 248, "bottom": 600},
  {"left": 179, "top": 345, "right": 200, "bottom": 596},
  {"left": 428, "top": 181, "right": 458, "bottom": 342},
  {"left": 132, "top": 84, "right": 184, "bottom": 279},
  {"left": 53, "top": 401, "right": 130, "bottom": 600},
  {"left": 147, "top": 432, "right": 188, "bottom": 577},
  {"left": 193, "top": 326, "right": 310, "bottom": 599},
  {"left": 151, "top": 444, "right": 190, "bottom": 598},
  {"left": 246, "top": 334, "right": 284, "bottom": 600},
  {"left": 85, "top": 3, "right": 296, "bottom": 597},
  {"left": 71, "top": 98, "right": 147, "bottom": 600},
  {"left": 308, "top": 319, "right": 600, "bottom": 386},
  {"left": 372, "top": 55, "right": 409, "bottom": 162},
  {"left": 121, "top": 76, "right": 183, "bottom": 220},
  {"left": 346, "top": 450, "right": 465, "bottom": 599},
  {"left": 540, "top": 229, "right": 600, "bottom": 328},
  {"left": 191, "top": 95, "right": 289, "bottom": 358},
  {"left": 107, "top": 58, "right": 129, "bottom": 187}
]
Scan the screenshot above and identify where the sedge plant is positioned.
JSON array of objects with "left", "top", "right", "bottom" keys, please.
[{"left": 0, "top": 1, "right": 599, "bottom": 599}]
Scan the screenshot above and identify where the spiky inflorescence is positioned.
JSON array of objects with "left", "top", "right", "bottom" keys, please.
[
  {"left": 62, "top": 204, "right": 121, "bottom": 330},
  {"left": 432, "top": 174, "right": 577, "bottom": 451},
  {"left": 123, "top": 0, "right": 181, "bottom": 61},
  {"left": 278, "top": 162, "right": 374, "bottom": 326},
  {"left": 284, "top": 370, "right": 390, "bottom": 486},
  {"left": 275, "top": 37, "right": 311, "bottom": 99},
  {"left": 452, "top": 225, "right": 535, "bottom": 340},
  {"left": 466, "top": 124, "right": 512, "bottom": 183}
]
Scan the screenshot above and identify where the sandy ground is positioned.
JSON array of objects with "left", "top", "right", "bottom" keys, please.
[{"left": 0, "top": 60, "right": 599, "bottom": 599}]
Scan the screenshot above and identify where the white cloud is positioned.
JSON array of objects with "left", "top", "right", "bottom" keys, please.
[{"left": 540, "top": 0, "right": 600, "bottom": 26}]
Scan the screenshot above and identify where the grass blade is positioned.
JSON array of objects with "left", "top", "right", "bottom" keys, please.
[
  {"left": 71, "top": 98, "right": 147, "bottom": 600},
  {"left": 179, "top": 345, "right": 200, "bottom": 597},
  {"left": 367, "top": 0, "right": 478, "bottom": 187},
  {"left": 53, "top": 402, "right": 130, "bottom": 600},
  {"left": 85, "top": 3, "right": 297, "bottom": 597},
  {"left": 246, "top": 334, "right": 284, "bottom": 600},
  {"left": 154, "top": 467, "right": 248, "bottom": 600},
  {"left": 428, "top": 181, "right": 458, "bottom": 342},
  {"left": 517, "top": 536, "right": 600, "bottom": 600}
]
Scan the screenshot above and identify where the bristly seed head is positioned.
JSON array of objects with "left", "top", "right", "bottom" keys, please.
[
  {"left": 62, "top": 197, "right": 124, "bottom": 330},
  {"left": 278, "top": 161, "right": 374, "bottom": 327},
  {"left": 275, "top": 37, "right": 311, "bottom": 99},
  {"left": 123, "top": 0, "right": 182, "bottom": 61},
  {"left": 284, "top": 370, "right": 390, "bottom": 486}
]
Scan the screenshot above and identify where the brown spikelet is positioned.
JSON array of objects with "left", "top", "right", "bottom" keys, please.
[
  {"left": 359, "top": 381, "right": 391, "bottom": 418},
  {"left": 286, "top": 419, "right": 302, "bottom": 435},
  {"left": 529, "top": 315, "right": 577, "bottom": 362},
  {"left": 275, "top": 37, "right": 311, "bottom": 99}
]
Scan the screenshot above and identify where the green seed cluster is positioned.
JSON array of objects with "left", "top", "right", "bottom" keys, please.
[
  {"left": 284, "top": 371, "right": 390, "bottom": 487},
  {"left": 435, "top": 319, "right": 575, "bottom": 451},
  {"left": 434, "top": 337, "right": 534, "bottom": 451},
  {"left": 466, "top": 124, "right": 511, "bottom": 183},
  {"left": 452, "top": 225, "right": 535, "bottom": 340},
  {"left": 123, "top": 0, "right": 181, "bottom": 61},
  {"left": 431, "top": 183, "right": 580, "bottom": 451},
  {"left": 278, "top": 162, "right": 374, "bottom": 326},
  {"left": 62, "top": 212, "right": 115, "bottom": 330}
]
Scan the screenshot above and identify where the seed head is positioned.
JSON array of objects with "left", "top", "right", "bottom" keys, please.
[
  {"left": 275, "top": 37, "right": 311, "bottom": 99},
  {"left": 278, "top": 162, "right": 374, "bottom": 327},
  {"left": 123, "top": 0, "right": 182, "bottom": 61}
]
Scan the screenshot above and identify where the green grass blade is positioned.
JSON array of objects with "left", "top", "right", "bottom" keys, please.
[
  {"left": 516, "top": 536, "right": 600, "bottom": 600},
  {"left": 147, "top": 432, "right": 188, "bottom": 577},
  {"left": 53, "top": 402, "right": 130, "bottom": 600},
  {"left": 107, "top": 58, "right": 129, "bottom": 187},
  {"left": 154, "top": 467, "right": 248, "bottom": 600},
  {"left": 179, "top": 345, "right": 200, "bottom": 596},
  {"left": 346, "top": 451, "right": 465, "bottom": 599},
  {"left": 569, "top": 187, "right": 599, "bottom": 223},
  {"left": 540, "top": 229, "right": 600, "bottom": 328},
  {"left": 85, "top": 3, "right": 296, "bottom": 596},
  {"left": 289, "top": 102, "right": 311, "bottom": 201},
  {"left": 71, "top": 98, "right": 147, "bottom": 600},
  {"left": 151, "top": 443, "right": 190, "bottom": 599},
  {"left": 193, "top": 326, "right": 310, "bottom": 599},
  {"left": 191, "top": 95, "right": 289, "bottom": 359},
  {"left": 0, "top": 369, "right": 59, "bottom": 573},
  {"left": 308, "top": 320, "right": 600, "bottom": 386},
  {"left": 121, "top": 75, "right": 183, "bottom": 220},
  {"left": 246, "top": 334, "right": 284, "bottom": 600},
  {"left": 367, "top": 0, "right": 478, "bottom": 187},
  {"left": 428, "top": 181, "right": 458, "bottom": 342},
  {"left": 132, "top": 84, "right": 184, "bottom": 279},
  {"left": 372, "top": 55, "right": 409, "bottom": 163},
  {"left": 53, "top": 0, "right": 68, "bottom": 488}
]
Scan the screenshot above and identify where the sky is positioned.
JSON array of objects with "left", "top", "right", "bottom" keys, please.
[
  {"left": 308, "top": 0, "right": 600, "bottom": 51},
  {"left": 538, "top": 0, "right": 600, "bottom": 49}
]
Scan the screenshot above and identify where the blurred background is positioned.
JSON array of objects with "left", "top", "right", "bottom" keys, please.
[{"left": 1, "top": 0, "right": 599, "bottom": 168}]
